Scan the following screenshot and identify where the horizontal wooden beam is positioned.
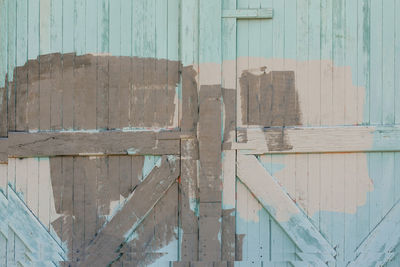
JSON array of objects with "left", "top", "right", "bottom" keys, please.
[
  {"left": 224, "top": 126, "right": 400, "bottom": 154},
  {"left": 348, "top": 200, "right": 400, "bottom": 266},
  {"left": 7, "top": 130, "right": 195, "bottom": 157},
  {"left": 237, "top": 153, "right": 336, "bottom": 262},
  {"left": 222, "top": 8, "right": 273, "bottom": 19}
]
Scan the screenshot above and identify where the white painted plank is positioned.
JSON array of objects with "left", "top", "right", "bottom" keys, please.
[{"left": 26, "top": 158, "right": 39, "bottom": 217}]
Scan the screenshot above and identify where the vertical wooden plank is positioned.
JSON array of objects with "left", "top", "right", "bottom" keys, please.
[
  {"left": 345, "top": 0, "right": 359, "bottom": 125},
  {"left": 50, "top": 0, "right": 63, "bottom": 130},
  {"left": 72, "top": 157, "right": 85, "bottom": 262},
  {"left": 61, "top": 156, "right": 74, "bottom": 260},
  {"left": 236, "top": 180, "right": 248, "bottom": 261},
  {"left": 308, "top": 0, "right": 321, "bottom": 126},
  {"left": 154, "top": 0, "right": 168, "bottom": 126},
  {"left": 62, "top": 0, "right": 74, "bottom": 130},
  {"left": 370, "top": 0, "right": 383, "bottom": 125},
  {"left": 307, "top": 154, "right": 320, "bottom": 225},
  {"left": 108, "top": 0, "right": 121, "bottom": 129},
  {"left": 84, "top": 157, "right": 98, "bottom": 251},
  {"left": 15, "top": 0, "right": 28, "bottom": 132},
  {"left": 368, "top": 153, "right": 383, "bottom": 230},
  {"left": 7, "top": 231, "right": 15, "bottom": 267},
  {"left": 142, "top": 0, "right": 156, "bottom": 126},
  {"left": 0, "top": 231, "right": 6, "bottom": 266},
  {"left": 358, "top": 0, "right": 371, "bottom": 125},
  {"left": 0, "top": 0, "right": 7, "bottom": 137},
  {"left": 396, "top": 0, "right": 400, "bottom": 125},
  {"left": 26, "top": 158, "right": 39, "bottom": 216},
  {"left": 38, "top": 158, "right": 51, "bottom": 229},
  {"left": 295, "top": 154, "right": 308, "bottom": 218},
  {"left": 39, "top": 0, "right": 51, "bottom": 131},
  {"left": 296, "top": 0, "right": 309, "bottom": 126},
  {"left": 96, "top": 0, "right": 109, "bottom": 130},
  {"left": 222, "top": 0, "right": 236, "bottom": 261},
  {"left": 15, "top": 158, "right": 27, "bottom": 201},
  {"left": 0, "top": 164, "right": 7, "bottom": 195},
  {"left": 27, "top": 0, "right": 40, "bottom": 132},
  {"left": 344, "top": 153, "right": 358, "bottom": 262},
  {"left": 320, "top": 0, "right": 333, "bottom": 126},
  {"left": 198, "top": 0, "right": 222, "bottom": 262},
  {"left": 332, "top": 0, "right": 345, "bottom": 126},
  {"left": 7, "top": 0, "right": 16, "bottom": 132},
  {"left": 319, "top": 154, "right": 332, "bottom": 244},
  {"left": 119, "top": 0, "right": 132, "bottom": 128},
  {"left": 382, "top": 0, "right": 395, "bottom": 124},
  {"left": 119, "top": 156, "right": 132, "bottom": 198},
  {"left": 8, "top": 158, "right": 16, "bottom": 190}
]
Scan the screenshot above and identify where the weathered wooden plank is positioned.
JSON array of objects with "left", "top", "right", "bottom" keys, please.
[
  {"left": 348, "top": 200, "right": 400, "bottom": 266},
  {"left": 8, "top": 131, "right": 181, "bottom": 157},
  {"left": 78, "top": 155, "right": 179, "bottom": 265},
  {"left": 199, "top": 202, "right": 222, "bottom": 261},
  {"left": 236, "top": 153, "right": 336, "bottom": 262},
  {"left": 0, "top": 138, "right": 7, "bottom": 163},
  {"left": 225, "top": 126, "right": 400, "bottom": 154},
  {"left": 222, "top": 8, "right": 273, "bottom": 19}
]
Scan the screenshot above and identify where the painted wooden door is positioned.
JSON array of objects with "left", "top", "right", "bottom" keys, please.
[{"left": 220, "top": 0, "right": 400, "bottom": 266}]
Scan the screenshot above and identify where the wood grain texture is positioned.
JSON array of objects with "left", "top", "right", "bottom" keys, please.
[{"left": 8, "top": 131, "right": 180, "bottom": 157}]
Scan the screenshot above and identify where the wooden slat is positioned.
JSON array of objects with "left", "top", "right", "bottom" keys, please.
[
  {"left": 8, "top": 131, "right": 184, "bottom": 157},
  {"left": 222, "top": 8, "right": 273, "bottom": 19},
  {"left": 224, "top": 126, "right": 400, "bottom": 154},
  {"left": 348, "top": 200, "right": 400, "bottom": 267},
  {"left": 0, "top": 138, "right": 7, "bottom": 163},
  {"left": 236, "top": 153, "right": 336, "bottom": 262}
]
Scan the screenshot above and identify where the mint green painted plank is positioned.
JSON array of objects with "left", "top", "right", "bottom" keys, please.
[
  {"left": 199, "top": 0, "right": 221, "bottom": 65},
  {"left": 156, "top": 0, "right": 167, "bottom": 59},
  {"left": 358, "top": 0, "right": 371, "bottom": 124},
  {"left": 26, "top": 0, "right": 38, "bottom": 61},
  {"left": 86, "top": 0, "right": 98, "bottom": 53},
  {"left": 120, "top": 0, "right": 131, "bottom": 128},
  {"left": 283, "top": 0, "right": 295, "bottom": 60},
  {"left": 0, "top": 232, "right": 6, "bottom": 266},
  {"left": 382, "top": 0, "right": 396, "bottom": 124},
  {"left": 370, "top": 0, "right": 383, "bottom": 125},
  {"left": 369, "top": 153, "right": 382, "bottom": 230},
  {"left": 7, "top": 0, "right": 16, "bottom": 131},
  {"left": 143, "top": 0, "right": 156, "bottom": 59},
  {"left": 50, "top": 0, "right": 62, "bottom": 53},
  {"left": 0, "top": 0, "right": 7, "bottom": 88},
  {"left": 63, "top": 0, "right": 74, "bottom": 53},
  {"left": 332, "top": 0, "right": 345, "bottom": 125},
  {"left": 16, "top": 0, "right": 27, "bottom": 66},
  {"left": 120, "top": 0, "right": 131, "bottom": 57},
  {"left": 74, "top": 0, "right": 85, "bottom": 55},
  {"left": 39, "top": 0, "right": 51, "bottom": 55},
  {"left": 97, "top": 0, "right": 109, "bottom": 54},
  {"left": 396, "top": 0, "right": 400, "bottom": 125},
  {"left": 168, "top": 0, "right": 179, "bottom": 62},
  {"left": 132, "top": 0, "right": 143, "bottom": 58},
  {"left": 181, "top": 0, "right": 199, "bottom": 66}
]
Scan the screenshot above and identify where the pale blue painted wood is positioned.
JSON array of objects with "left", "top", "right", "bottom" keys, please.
[
  {"left": 370, "top": 0, "right": 383, "bottom": 125},
  {"left": 0, "top": 0, "right": 7, "bottom": 88},
  {"left": 143, "top": 0, "right": 155, "bottom": 59},
  {"left": 97, "top": 0, "right": 109, "bottom": 54},
  {"left": 39, "top": 0, "right": 51, "bottom": 55},
  {"left": 62, "top": 0, "right": 74, "bottom": 54},
  {"left": 7, "top": 0, "right": 16, "bottom": 83},
  {"left": 132, "top": 0, "right": 143, "bottom": 58},
  {"left": 0, "top": 232, "right": 6, "bottom": 266},
  {"left": 50, "top": 0, "right": 62, "bottom": 54},
  {"left": 74, "top": 0, "right": 85, "bottom": 56},
  {"left": 121, "top": 0, "right": 131, "bottom": 58},
  {"left": 86, "top": 0, "right": 98, "bottom": 54},
  {"left": 396, "top": 0, "right": 400, "bottom": 125},
  {"left": 199, "top": 0, "right": 221, "bottom": 65},
  {"left": 382, "top": 0, "right": 395, "bottom": 125},
  {"left": 167, "top": 0, "right": 179, "bottom": 62},
  {"left": 16, "top": 0, "right": 27, "bottom": 67}
]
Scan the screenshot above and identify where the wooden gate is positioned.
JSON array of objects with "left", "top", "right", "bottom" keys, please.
[{"left": 1, "top": 0, "right": 400, "bottom": 266}]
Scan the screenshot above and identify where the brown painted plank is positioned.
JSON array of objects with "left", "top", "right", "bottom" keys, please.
[
  {"left": 8, "top": 131, "right": 180, "bottom": 157},
  {"left": 39, "top": 54, "right": 52, "bottom": 130},
  {"left": 198, "top": 85, "right": 222, "bottom": 202},
  {"left": 119, "top": 57, "right": 131, "bottom": 128},
  {"left": 96, "top": 56, "right": 109, "bottom": 130},
  {"left": 108, "top": 56, "right": 120, "bottom": 129},
  {"left": 180, "top": 139, "right": 199, "bottom": 261},
  {"left": 84, "top": 157, "right": 98, "bottom": 249},
  {"left": 27, "top": 59, "right": 40, "bottom": 131},
  {"left": 131, "top": 156, "right": 144, "bottom": 189},
  {"left": 119, "top": 155, "right": 132, "bottom": 198},
  {"left": 199, "top": 202, "right": 222, "bottom": 261},
  {"left": 61, "top": 157, "right": 74, "bottom": 261},
  {"left": 61, "top": 53, "right": 74, "bottom": 130},
  {"left": 96, "top": 156, "right": 109, "bottom": 230},
  {"left": 50, "top": 53, "right": 63, "bottom": 130},
  {"left": 73, "top": 157, "right": 85, "bottom": 262},
  {"left": 78, "top": 155, "right": 179, "bottom": 265},
  {"left": 131, "top": 57, "right": 144, "bottom": 127},
  {"left": 0, "top": 138, "right": 7, "bottom": 163},
  {"left": 15, "top": 63, "right": 28, "bottom": 131},
  {"left": 74, "top": 55, "right": 97, "bottom": 130}
]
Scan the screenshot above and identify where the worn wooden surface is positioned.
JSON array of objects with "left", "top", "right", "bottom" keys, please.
[{"left": 0, "top": 0, "right": 400, "bottom": 266}]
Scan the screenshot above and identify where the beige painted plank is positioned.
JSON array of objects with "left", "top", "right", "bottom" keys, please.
[
  {"left": 228, "top": 126, "right": 400, "bottom": 154},
  {"left": 8, "top": 131, "right": 181, "bottom": 157},
  {"left": 0, "top": 163, "right": 7, "bottom": 195},
  {"left": 15, "top": 158, "right": 28, "bottom": 201},
  {"left": 38, "top": 158, "right": 51, "bottom": 229},
  {"left": 26, "top": 158, "right": 39, "bottom": 216}
]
